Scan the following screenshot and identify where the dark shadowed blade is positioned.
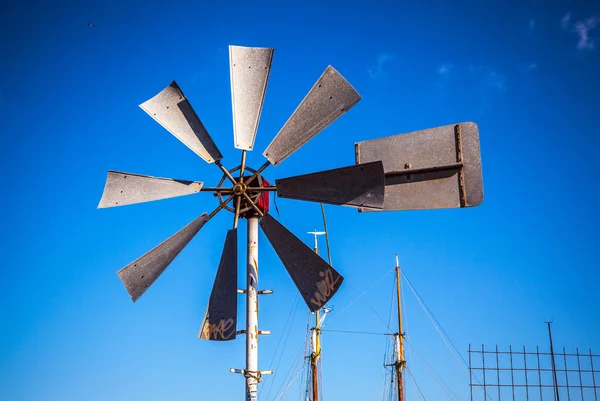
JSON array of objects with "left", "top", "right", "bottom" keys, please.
[
  {"left": 98, "top": 171, "right": 203, "bottom": 208},
  {"left": 263, "top": 66, "right": 361, "bottom": 166},
  {"left": 355, "top": 122, "right": 483, "bottom": 211},
  {"left": 275, "top": 161, "right": 384, "bottom": 209},
  {"left": 139, "top": 81, "right": 223, "bottom": 163},
  {"left": 199, "top": 229, "right": 238, "bottom": 341},
  {"left": 117, "top": 213, "right": 209, "bottom": 302},
  {"left": 230, "top": 45, "right": 274, "bottom": 151},
  {"left": 260, "top": 214, "right": 343, "bottom": 312}
]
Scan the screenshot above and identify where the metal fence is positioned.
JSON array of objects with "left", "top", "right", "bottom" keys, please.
[{"left": 469, "top": 344, "right": 600, "bottom": 401}]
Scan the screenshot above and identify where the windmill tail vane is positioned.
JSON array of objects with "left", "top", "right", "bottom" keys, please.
[{"left": 98, "top": 44, "right": 483, "bottom": 401}]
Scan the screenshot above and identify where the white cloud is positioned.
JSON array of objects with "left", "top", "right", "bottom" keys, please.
[
  {"left": 529, "top": 18, "right": 536, "bottom": 32},
  {"left": 368, "top": 53, "right": 394, "bottom": 79},
  {"left": 561, "top": 12, "right": 599, "bottom": 50},
  {"left": 574, "top": 17, "right": 599, "bottom": 50}
]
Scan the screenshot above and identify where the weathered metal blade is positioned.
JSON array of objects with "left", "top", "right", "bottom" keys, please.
[
  {"left": 199, "top": 229, "right": 238, "bottom": 341},
  {"left": 230, "top": 45, "right": 274, "bottom": 151},
  {"left": 263, "top": 66, "right": 361, "bottom": 165},
  {"left": 260, "top": 214, "right": 343, "bottom": 312},
  {"left": 355, "top": 122, "right": 483, "bottom": 211},
  {"left": 139, "top": 81, "right": 223, "bottom": 163},
  {"left": 275, "top": 161, "right": 384, "bottom": 209},
  {"left": 98, "top": 171, "right": 203, "bottom": 208},
  {"left": 117, "top": 213, "right": 209, "bottom": 302}
]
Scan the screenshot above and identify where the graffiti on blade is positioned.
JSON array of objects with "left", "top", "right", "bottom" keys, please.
[{"left": 309, "top": 268, "right": 341, "bottom": 309}]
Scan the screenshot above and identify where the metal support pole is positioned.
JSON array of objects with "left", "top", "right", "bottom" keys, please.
[
  {"left": 246, "top": 217, "right": 259, "bottom": 401},
  {"left": 547, "top": 322, "right": 561, "bottom": 401}
]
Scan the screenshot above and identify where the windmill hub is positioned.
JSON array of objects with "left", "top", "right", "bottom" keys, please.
[{"left": 233, "top": 182, "right": 247, "bottom": 196}]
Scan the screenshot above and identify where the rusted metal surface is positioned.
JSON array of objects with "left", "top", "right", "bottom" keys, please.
[
  {"left": 355, "top": 122, "right": 483, "bottom": 211},
  {"left": 229, "top": 46, "right": 274, "bottom": 151},
  {"left": 139, "top": 81, "right": 223, "bottom": 163},
  {"left": 259, "top": 214, "right": 344, "bottom": 312},
  {"left": 117, "top": 213, "right": 209, "bottom": 302},
  {"left": 275, "top": 161, "right": 385, "bottom": 209},
  {"left": 98, "top": 171, "right": 203, "bottom": 208},
  {"left": 263, "top": 66, "right": 361, "bottom": 166},
  {"left": 199, "top": 229, "right": 238, "bottom": 341}
]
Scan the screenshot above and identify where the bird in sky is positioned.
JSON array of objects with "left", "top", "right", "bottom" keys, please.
[{"left": 87, "top": 22, "right": 95, "bottom": 28}]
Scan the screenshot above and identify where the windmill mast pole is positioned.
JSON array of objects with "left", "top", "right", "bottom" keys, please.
[
  {"left": 246, "top": 216, "right": 260, "bottom": 401},
  {"left": 394, "top": 254, "right": 406, "bottom": 401}
]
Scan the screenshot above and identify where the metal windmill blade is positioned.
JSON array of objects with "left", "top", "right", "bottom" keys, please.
[
  {"left": 139, "top": 81, "right": 223, "bottom": 163},
  {"left": 275, "top": 161, "right": 385, "bottom": 209},
  {"left": 199, "top": 229, "right": 238, "bottom": 341},
  {"left": 230, "top": 46, "right": 273, "bottom": 151},
  {"left": 260, "top": 213, "right": 343, "bottom": 312},
  {"left": 98, "top": 171, "right": 203, "bottom": 208},
  {"left": 117, "top": 213, "right": 209, "bottom": 302},
  {"left": 263, "top": 65, "right": 361, "bottom": 166}
]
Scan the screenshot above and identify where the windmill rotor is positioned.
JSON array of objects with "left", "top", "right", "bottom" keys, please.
[{"left": 99, "top": 44, "right": 378, "bottom": 330}]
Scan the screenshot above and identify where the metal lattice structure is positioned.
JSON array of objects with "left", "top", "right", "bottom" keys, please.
[{"left": 469, "top": 344, "right": 600, "bottom": 401}]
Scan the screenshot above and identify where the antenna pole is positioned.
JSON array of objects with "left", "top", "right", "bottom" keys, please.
[
  {"left": 246, "top": 217, "right": 260, "bottom": 401},
  {"left": 394, "top": 254, "right": 405, "bottom": 401},
  {"left": 547, "top": 321, "right": 560, "bottom": 401}
]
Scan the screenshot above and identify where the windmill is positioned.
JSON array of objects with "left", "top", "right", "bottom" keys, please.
[
  {"left": 98, "top": 45, "right": 386, "bottom": 401},
  {"left": 99, "top": 45, "right": 484, "bottom": 401}
]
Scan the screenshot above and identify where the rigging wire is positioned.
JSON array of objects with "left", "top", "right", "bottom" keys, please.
[
  {"left": 402, "top": 270, "right": 494, "bottom": 401},
  {"left": 405, "top": 366, "right": 427, "bottom": 401},
  {"left": 273, "top": 313, "right": 311, "bottom": 401},
  {"left": 402, "top": 271, "right": 471, "bottom": 377},
  {"left": 300, "top": 344, "right": 310, "bottom": 401},
  {"left": 323, "top": 267, "right": 396, "bottom": 331},
  {"left": 401, "top": 273, "right": 416, "bottom": 401},
  {"left": 275, "top": 360, "right": 307, "bottom": 401},
  {"left": 374, "top": 352, "right": 389, "bottom": 401},
  {"left": 385, "top": 337, "right": 396, "bottom": 401},
  {"left": 403, "top": 336, "right": 461, "bottom": 401},
  {"left": 264, "top": 294, "right": 301, "bottom": 400},
  {"left": 320, "top": 203, "right": 333, "bottom": 266},
  {"left": 402, "top": 270, "right": 492, "bottom": 401},
  {"left": 378, "top": 277, "right": 396, "bottom": 401},
  {"left": 320, "top": 329, "right": 389, "bottom": 336}
]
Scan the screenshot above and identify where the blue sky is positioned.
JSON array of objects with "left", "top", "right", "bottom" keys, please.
[{"left": 2, "top": 0, "right": 600, "bottom": 400}]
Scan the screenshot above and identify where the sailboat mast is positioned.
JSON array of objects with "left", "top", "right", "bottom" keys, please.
[
  {"left": 311, "top": 309, "right": 320, "bottom": 401},
  {"left": 308, "top": 229, "right": 326, "bottom": 401},
  {"left": 394, "top": 254, "right": 406, "bottom": 401}
]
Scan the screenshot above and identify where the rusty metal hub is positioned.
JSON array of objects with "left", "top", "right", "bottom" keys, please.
[{"left": 233, "top": 182, "right": 247, "bottom": 196}]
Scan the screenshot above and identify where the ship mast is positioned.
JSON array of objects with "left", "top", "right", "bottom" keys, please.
[
  {"left": 394, "top": 254, "right": 406, "bottom": 401},
  {"left": 308, "top": 229, "right": 327, "bottom": 401}
]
